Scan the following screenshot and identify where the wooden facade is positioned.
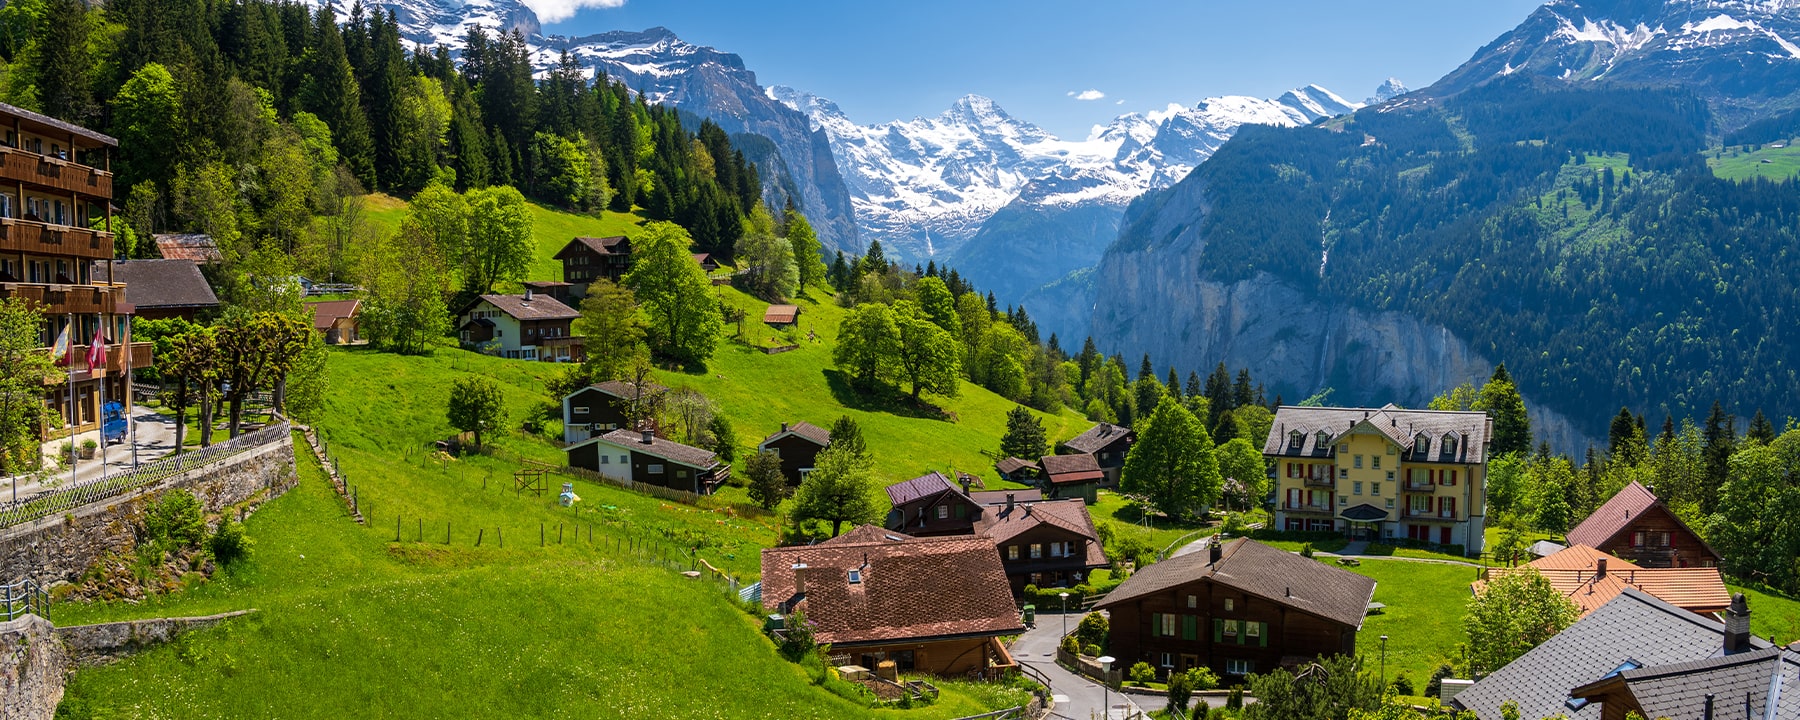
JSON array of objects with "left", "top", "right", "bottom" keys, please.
[
  {"left": 1590, "top": 504, "right": 1718, "bottom": 568},
  {"left": 1105, "top": 578, "right": 1358, "bottom": 680},
  {"left": 992, "top": 520, "right": 1100, "bottom": 592},
  {"left": 760, "top": 431, "right": 827, "bottom": 485},
  {"left": 826, "top": 636, "right": 1014, "bottom": 678},
  {"left": 886, "top": 488, "right": 981, "bottom": 537}
]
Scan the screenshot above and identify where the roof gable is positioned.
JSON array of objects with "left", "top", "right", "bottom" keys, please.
[
  {"left": 306, "top": 299, "right": 361, "bottom": 330},
  {"left": 886, "top": 471, "right": 965, "bottom": 507},
  {"left": 1097, "top": 538, "right": 1377, "bottom": 628},
  {"left": 1565, "top": 481, "right": 1664, "bottom": 549},
  {"left": 759, "top": 421, "right": 831, "bottom": 448},
  {"left": 572, "top": 429, "right": 719, "bottom": 470},
  {"left": 554, "top": 235, "right": 630, "bottom": 259},
  {"left": 1478, "top": 545, "right": 1732, "bottom": 616},
  {"left": 1063, "top": 423, "right": 1133, "bottom": 454},
  {"left": 1264, "top": 405, "right": 1491, "bottom": 463}
]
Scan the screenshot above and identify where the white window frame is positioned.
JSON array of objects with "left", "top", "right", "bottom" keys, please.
[
  {"left": 1161, "top": 614, "right": 1177, "bottom": 636},
  {"left": 1224, "top": 598, "right": 1234, "bottom": 612},
  {"left": 1187, "top": 595, "right": 1197, "bottom": 609}
]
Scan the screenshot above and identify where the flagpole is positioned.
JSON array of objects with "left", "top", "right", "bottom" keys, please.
[
  {"left": 126, "top": 317, "right": 137, "bottom": 468},
  {"left": 66, "top": 313, "right": 75, "bottom": 487},
  {"left": 96, "top": 312, "right": 106, "bottom": 472}
]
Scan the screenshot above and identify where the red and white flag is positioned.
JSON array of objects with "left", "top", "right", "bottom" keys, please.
[{"left": 85, "top": 324, "right": 106, "bottom": 373}]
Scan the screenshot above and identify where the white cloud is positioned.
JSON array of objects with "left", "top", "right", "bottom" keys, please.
[
  {"left": 1067, "top": 89, "right": 1105, "bottom": 101},
  {"left": 1115, "top": 99, "right": 1124, "bottom": 105},
  {"left": 522, "top": 0, "right": 628, "bottom": 23}
]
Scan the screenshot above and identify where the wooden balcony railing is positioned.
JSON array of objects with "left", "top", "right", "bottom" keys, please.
[
  {"left": 0, "top": 217, "right": 113, "bottom": 260},
  {"left": 1283, "top": 502, "right": 1333, "bottom": 513},
  {"left": 0, "top": 144, "right": 112, "bottom": 199},
  {"left": 0, "top": 282, "right": 125, "bottom": 315},
  {"left": 40, "top": 341, "right": 154, "bottom": 384}
]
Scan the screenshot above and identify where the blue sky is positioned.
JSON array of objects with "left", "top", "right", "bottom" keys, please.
[{"left": 535, "top": 0, "right": 1548, "bottom": 138}]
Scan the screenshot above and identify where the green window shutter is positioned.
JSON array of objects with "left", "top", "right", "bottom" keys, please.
[
  {"left": 1151, "top": 613, "right": 1161, "bottom": 637},
  {"left": 1212, "top": 619, "right": 1223, "bottom": 643},
  {"left": 1259, "top": 623, "right": 1268, "bottom": 647},
  {"left": 1182, "top": 616, "right": 1197, "bottom": 641}
]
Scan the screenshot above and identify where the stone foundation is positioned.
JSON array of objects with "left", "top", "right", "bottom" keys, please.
[{"left": 1, "top": 616, "right": 68, "bottom": 720}]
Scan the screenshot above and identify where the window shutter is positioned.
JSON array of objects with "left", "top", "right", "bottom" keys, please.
[
  {"left": 1152, "top": 613, "right": 1162, "bottom": 637},
  {"left": 1258, "top": 623, "right": 1268, "bottom": 647},
  {"left": 1182, "top": 616, "right": 1196, "bottom": 641},
  {"left": 1213, "top": 619, "right": 1223, "bottom": 643}
]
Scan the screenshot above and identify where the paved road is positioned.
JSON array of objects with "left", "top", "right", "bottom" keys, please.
[
  {"left": 1171, "top": 534, "right": 1215, "bottom": 558},
  {"left": 3, "top": 407, "right": 178, "bottom": 504},
  {"left": 1013, "top": 615, "right": 1142, "bottom": 720}
]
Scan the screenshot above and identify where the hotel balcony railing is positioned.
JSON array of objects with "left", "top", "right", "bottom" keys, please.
[
  {"left": 0, "top": 281, "right": 125, "bottom": 315},
  {"left": 1403, "top": 508, "right": 1458, "bottom": 520},
  {"left": 1283, "top": 502, "right": 1333, "bottom": 513},
  {"left": 1302, "top": 475, "right": 1335, "bottom": 487},
  {"left": 0, "top": 144, "right": 112, "bottom": 199},
  {"left": 1404, "top": 479, "right": 1436, "bottom": 491},
  {"left": 0, "top": 217, "right": 113, "bottom": 260},
  {"left": 41, "top": 342, "right": 155, "bottom": 384}
]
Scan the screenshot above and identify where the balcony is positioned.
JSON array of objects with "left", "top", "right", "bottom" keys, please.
[
  {"left": 1303, "top": 475, "right": 1335, "bottom": 488},
  {"left": 0, "top": 144, "right": 112, "bottom": 199},
  {"left": 1283, "top": 502, "right": 1334, "bottom": 514},
  {"left": 0, "top": 217, "right": 114, "bottom": 260},
  {"left": 1404, "top": 479, "right": 1436, "bottom": 492},
  {"left": 1403, "top": 508, "right": 1458, "bottom": 521},
  {"left": 41, "top": 341, "right": 155, "bottom": 384},
  {"left": 0, "top": 282, "right": 125, "bottom": 315}
]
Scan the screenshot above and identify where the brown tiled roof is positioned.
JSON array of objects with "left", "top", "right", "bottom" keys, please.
[
  {"left": 1097, "top": 537, "right": 1377, "bottom": 629},
  {"left": 1263, "top": 404, "right": 1492, "bottom": 464},
  {"left": 92, "top": 260, "right": 218, "bottom": 310},
  {"left": 589, "top": 429, "right": 720, "bottom": 470},
  {"left": 590, "top": 379, "right": 668, "bottom": 402},
  {"left": 823, "top": 525, "right": 914, "bottom": 546},
  {"left": 152, "top": 233, "right": 222, "bottom": 263},
  {"left": 556, "top": 235, "right": 630, "bottom": 258},
  {"left": 995, "top": 457, "right": 1037, "bottom": 475},
  {"left": 759, "top": 421, "right": 830, "bottom": 448},
  {"left": 0, "top": 100, "right": 117, "bottom": 146},
  {"left": 1477, "top": 545, "right": 1732, "bottom": 617},
  {"left": 970, "top": 489, "right": 1043, "bottom": 505},
  {"left": 691, "top": 253, "right": 715, "bottom": 267},
  {"left": 1565, "top": 481, "right": 1659, "bottom": 549},
  {"left": 305, "top": 299, "right": 361, "bottom": 331},
  {"left": 522, "top": 280, "right": 571, "bottom": 288},
  {"left": 763, "top": 304, "right": 800, "bottom": 324},
  {"left": 886, "top": 471, "right": 965, "bottom": 507},
  {"left": 973, "top": 499, "right": 1106, "bottom": 567},
  {"left": 475, "top": 293, "right": 579, "bottom": 321},
  {"left": 1039, "top": 453, "right": 1103, "bottom": 484},
  {"left": 1063, "top": 423, "right": 1133, "bottom": 454},
  {"left": 760, "top": 530, "right": 1025, "bottom": 645}
]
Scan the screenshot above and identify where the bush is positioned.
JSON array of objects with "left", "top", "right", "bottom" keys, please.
[
  {"left": 1425, "top": 661, "right": 1455, "bottom": 697},
  {"left": 1391, "top": 670, "right": 1414, "bottom": 696},
  {"left": 208, "top": 518, "right": 253, "bottom": 565},
  {"left": 1167, "top": 666, "right": 1193, "bottom": 713},
  {"left": 143, "top": 490, "right": 206, "bottom": 550},
  {"left": 1129, "top": 661, "right": 1155, "bottom": 686},
  {"left": 1075, "top": 611, "right": 1109, "bottom": 650},
  {"left": 776, "top": 608, "right": 817, "bottom": 661},
  {"left": 1300, "top": 542, "right": 1315, "bottom": 558},
  {"left": 1227, "top": 687, "right": 1243, "bottom": 710},
  {"left": 1082, "top": 643, "right": 1102, "bottom": 658},
  {"left": 1186, "top": 666, "right": 1219, "bottom": 692}
]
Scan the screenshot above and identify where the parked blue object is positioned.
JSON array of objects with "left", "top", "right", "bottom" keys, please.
[{"left": 100, "top": 401, "right": 127, "bottom": 444}]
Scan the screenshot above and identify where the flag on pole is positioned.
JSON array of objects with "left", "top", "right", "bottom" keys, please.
[
  {"left": 85, "top": 324, "right": 106, "bottom": 373},
  {"left": 50, "top": 321, "right": 71, "bottom": 367}
]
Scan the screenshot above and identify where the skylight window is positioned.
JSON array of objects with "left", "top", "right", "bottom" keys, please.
[{"left": 847, "top": 569, "right": 863, "bottom": 584}]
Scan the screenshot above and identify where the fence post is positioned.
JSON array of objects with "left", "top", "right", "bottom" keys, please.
[
  {"left": 446, "top": 521, "right": 451, "bottom": 545},
  {"left": 476, "top": 528, "right": 483, "bottom": 546},
  {"left": 540, "top": 522, "right": 544, "bottom": 547},
  {"left": 395, "top": 515, "right": 401, "bottom": 542},
  {"left": 418, "top": 518, "right": 422, "bottom": 542},
  {"left": 498, "top": 527, "right": 503, "bottom": 548}
]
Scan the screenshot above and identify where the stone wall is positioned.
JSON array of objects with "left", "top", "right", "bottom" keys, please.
[
  {"left": 0, "top": 435, "right": 298, "bottom": 584},
  {"left": 1, "top": 615, "right": 68, "bottom": 720},
  {"left": 57, "top": 610, "right": 255, "bottom": 667}
]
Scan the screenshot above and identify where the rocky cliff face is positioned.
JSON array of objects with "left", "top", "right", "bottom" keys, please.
[{"left": 1088, "top": 175, "right": 1594, "bottom": 453}]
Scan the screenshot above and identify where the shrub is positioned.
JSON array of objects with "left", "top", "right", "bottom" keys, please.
[
  {"left": 1082, "top": 643, "right": 1102, "bottom": 658},
  {"left": 1060, "top": 635, "right": 1080, "bottom": 655},
  {"left": 1391, "top": 670, "right": 1415, "bottom": 696},
  {"left": 1227, "top": 687, "right": 1243, "bottom": 710},
  {"left": 209, "top": 518, "right": 253, "bottom": 565},
  {"left": 1129, "top": 661, "right": 1155, "bottom": 685},
  {"left": 1300, "top": 542, "right": 1314, "bottom": 558},
  {"left": 1075, "top": 611, "right": 1109, "bottom": 650},
  {"left": 143, "top": 489, "right": 206, "bottom": 550},
  {"left": 1166, "top": 666, "right": 1193, "bottom": 712},
  {"left": 1425, "top": 661, "right": 1455, "bottom": 697},
  {"left": 777, "top": 608, "right": 817, "bottom": 661},
  {"left": 1186, "top": 666, "right": 1219, "bottom": 692}
]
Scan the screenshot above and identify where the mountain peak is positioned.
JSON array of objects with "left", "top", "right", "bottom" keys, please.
[
  {"left": 1370, "top": 77, "right": 1409, "bottom": 103},
  {"left": 942, "top": 94, "right": 1013, "bottom": 123}
]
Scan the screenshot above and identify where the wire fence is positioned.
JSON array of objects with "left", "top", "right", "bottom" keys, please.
[{"left": 0, "top": 422, "right": 292, "bottom": 529}]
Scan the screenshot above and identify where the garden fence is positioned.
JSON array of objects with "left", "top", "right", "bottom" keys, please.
[{"left": 0, "top": 422, "right": 291, "bottom": 529}]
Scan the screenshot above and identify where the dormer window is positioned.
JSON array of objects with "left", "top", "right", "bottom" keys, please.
[
  {"left": 1315, "top": 431, "right": 1331, "bottom": 450},
  {"left": 1414, "top": 433, "right": 1430, "bottom": 455},
  {"left": 1288, "top": 430, "right": 1304, "bottom": 449},
  {"left": 1441, "top": 433, "right": 1458, "bottom": 456}
]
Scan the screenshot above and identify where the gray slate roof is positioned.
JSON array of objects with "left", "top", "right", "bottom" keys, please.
[
  {"left": 93, "top": 260, "right": 219, "bottom": 310},
  {"left": 1574, "top": 646, "right": 1799, "bottom": 720},
  {"left": 1451, "top": 587, "right": 1774, "bottom": 720},
  {"left": 1096, "top": 537, "right": 1377, "bottom": 629},
  {"left": 589, "top": 429, "right": 720, "bottom": 470},
  {"left": 760, "top": 421, "right": 830, "bottom": 448},
  {"left": 1062, "top": 422, "right": 1133, "bottom": 454},
  {"left": 475, "top": 293, "right": 579, "bottom": 321},
  {"left": 1264, "top": 404, "right": 1493, "bottom": 464}
]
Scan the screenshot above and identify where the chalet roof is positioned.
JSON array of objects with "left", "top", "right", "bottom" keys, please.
[
  {"left": 824, "top": 525, "right": 914, "bottom": 546},
  {"left": 969, "top": 489, "right": 1043, "bottom": 505},
  {"left": 574, "top": 429, "right": 720, "bottom": 471},
  {"left": 555, "top": 235, "right": 630, "bottom": 258},
  {"left": 1477, "top": 545, "right": 1732, "bottom": 617},
  {"left": 995, "top": 457, "right": 1037, "bottom": 475},
  {"left": 1264, "top": 404, "right": 1492, "bottom": 464},
  {"left": 92, "top": 260, "right": 218, "bottom": 310},
  {"left": 1570, "top": 646, "right": 1800, "bottom": 720},
  {"left": 760, "top": 530, "right": 1024, "bottom": 646},
  {"left": 886, "top": 471, "right": 966, "bottom": 507},
  {"left": 0, "top": 100, "right": 117, "bottom": 146},
  {"left": 522, "top": 280, "right": 571, "bottom": 288},
  {"left": 1039, "top": 453, "right": 1103, "bottom": 484},
  {"left": 1097, "top": 537, "right": 1377, "bottom": 629},
  {"left": 759, "top": 421, "right": 830, "bottom": 448},
  {"left": 1450, "top": 588, "right": 1773, "bottom": 720},
  {"left": 152, "top": 233, "right": 222, "bottom": 263},
  {"left": 972, "top": 499, "right": 1107, "bottom": 566},
  {"left": 691, "top": 253, "right": 714, "bottom": 267},
  {"left": 1565, "top": 481, "right": 1665, "bottom": 550},
  {"left": 472, "top": 293, "right": 579, "bottom": 322},
  {"left": 584, "top": 379, "right": 668, "bottom": 403},
  {"left": 305, "top": 299, "right": 361, "bottom": 331},
  {"left": 1063, "top": 423, "right": 1133, "bottom": 454},
  {"left": 764, "top": 304, "right": 800, "bottom": 324}
]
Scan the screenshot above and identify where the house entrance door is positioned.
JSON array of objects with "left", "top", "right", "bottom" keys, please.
[{"left": 1181, "top": 654, "right": 1200, "bottom": 671}]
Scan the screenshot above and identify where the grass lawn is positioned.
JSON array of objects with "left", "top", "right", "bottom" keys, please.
[
  {"left": 1341, "top": 558, "right": 1481, "bottom": 685},
  {"left": 1708, "top": 141, "right": 1800, "bottom": 182},
  {"left": 361, "top": 192, "right": 649, "bottom": 284},
  {"left": 1089, "top": 490, "right": 1217, "bottom": 557},
  {"left": 1728, "top": 581, "right": 1800, "bottom": 644}
]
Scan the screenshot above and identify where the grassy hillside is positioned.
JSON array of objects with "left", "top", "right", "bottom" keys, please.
[
  {"left": 54, "top": 344, "right": 1029, "bottom": 718},
  {"left": 361, "top": 193, "right": 648, "bottom": 283},
  {"left": 1708, "top": 141, "right": 1800, "bottom": 181}
]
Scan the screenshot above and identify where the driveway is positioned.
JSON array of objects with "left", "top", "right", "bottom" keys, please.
[
  {"left": 3, "top": 407, "right": 179, "bottom": 504},
  {"left": 1012, "top": 614, "right": 1142, "bottom": 719}
]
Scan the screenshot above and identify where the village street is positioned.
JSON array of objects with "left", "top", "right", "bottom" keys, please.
[
  {"left": 1012, "top": 616, "right": 1143, "bottom": 720},
  {"left": 2, "top": 407, "right": 178, "bottom": 506}
]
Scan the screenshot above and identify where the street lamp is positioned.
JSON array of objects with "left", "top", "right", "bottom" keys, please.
[
  {"left": 1059, "top": 592, "right": 1069, "bottom": 640},
  {"left": 1098, "top": 655, "right": 1116, "bottom": 719},
  {"left": 1380, "top": 635, "right": 1389, "bottom": 691}
]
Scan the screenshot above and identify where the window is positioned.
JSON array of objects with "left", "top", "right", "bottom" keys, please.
[
  {"left": 1030, "top": 543, "right": 1042, "bottom": 559},
  {"left": 573, "top": 406, "right": 589, "bottom": 415},
  {"left": 1161, "top": 652, "right": 1174, "bottom": 668},
  {"left": 1415, "top": 433, "right": 1430, "bottom": 454},
  {"left": 1187, "top": 595, "right": 1197, "bottom": 609},
  {"left": 1443, "top": 470, "right": 1457, "bottom": 486},
  {"left": 953, "top": 504, "right": 967, "bottom": 519},
  {"left": 1442, "top": 433, "right": 1458, "bottom": 456},
  {"left": 1162, "top": 614, "right": 1177, "bottom": 637},
  {"left": 1372, "top": 482, "right": 1381, "bottom": 496},
  {"left": 1387, "top": 445, "right": 1396, "bottom": 455},
  {"left": 935, "top": 506, "right": 949, "bottom": 520},
  {"left": 1246, "top": 622, "right": 1261, "bottom": 639},
  {"left": 1386, "top": 471, "right": 1395, "bottom": 481},
  {"left": 647, "top": 464, "right": 664, "bottom": 474},
  {"left": 1317, "top": 431, "right": 1332, "bottom": 449},
  {"left": 1338, "top": 468, "right": 1348, "bottom": 479},
  {"left": 1372, "top": 456, "right": 1381, "bottom": 469},
  {"left": 1353, "top": 455, "right": 1364, "bottom": 469},
  {"left": 599, "top": 455, "right": 609, "bottom": 465},
  {"left": 618, "top": 455, "right": 627, "bottom": 464},
  {"left": 1223, "top": 598, "right": 1234, "bottom": 612},
  {"left": 1353, "top": 481, "right": 1363, "bottom": 495},
  {"left": 1385, "top": 498, "right": 1395, "bottom": 509},
  {"left": 1339, "top": 496, "right": 1348, "bottom": 506},
  {"left": 847, "top": 569, "right": 862, "bottom": 584},
  {"left": 1224, "top": 619, "right": 1239, "bottom": 638},
  {"left": 1226, "top": 659, "right": 1254, "bottom": 675},
  {"left": 1007, "top": 545, "right": 1020, "bottom": 560},
  {"left": 1288, "top": 430, "right": 1303, "bottom": 449}
]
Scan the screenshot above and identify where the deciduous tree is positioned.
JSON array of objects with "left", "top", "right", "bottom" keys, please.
[
  {"left": 573, "top": 278, "right": 647, "bottom": 381},
  {"left": 1464, "top": 568, "right": 1579, "bottom": 675},
  {"left": 447, "top": 375, "right": 504, "bottom": 450},
  {"left": 213, "top": 311, "right": 311, "bottom": 438},
  {"left": 0, "top": 298, "right": 53, "bottom": 474},
  {"left": 1121, "top": 396, "right": 1220, "bottom": 519},
  {"left": 745, "top": 449, "right": 788, "bottom": 510},
  {"left": 623, "top": 221, "right": 722, "bottom": 364},
  {"left": 462, "top": 185, "right": 535, "bottom": 293},
  {"left": 892, "top": 299, "right": 961, "bottom": 400},
  {"left": 832, "top": 302, "right": 897, "bottom": 388},
  {"left": 784, "top": 209, "right": 826, "bottom": 292},
  {"left": 791, "top": 445, "right": 881, "bottom": 537},
  {"left": 736, "top": 230, "right": 797, "bottom": 302}
]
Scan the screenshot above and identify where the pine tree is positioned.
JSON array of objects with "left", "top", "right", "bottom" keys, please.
[
  {"left": 1607, "top": 407, "right": 1637, "bottom": 459},
  {"left": 1747, "top": 409, "right": 1776, "bottom": 445},
  {"left": 999, "top": 406, "right": 1048, "bottom": 461},
  {"left": 1479, "top": 364, "right": 1533, "bottom": 456},
  {"left": 1232, "top": 368, "right": 1255, "bottom": 409},
  {"left": 1701, "top": 401, "right": 1735, "bottom": 515},
  {"left": 1166, "top": 368, "right": 1182, "bottom": 400},
  {"left": 1138, "top": 354, "right": 1155, "bottom": 382},
  {"left": 35, "top": 0, "right": 96, "bottom": 124}
]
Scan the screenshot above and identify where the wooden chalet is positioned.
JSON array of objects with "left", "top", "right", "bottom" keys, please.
[
  {"left": 1097, "top": 537, "right": 1376, "bottom": 681},
  {"left": 305, "top": 299, "right": 361, "bottom": 345},
  {"left": 691, "top": 253, "right": 719, "bottom": 273},
  {"left": 1059, "top": 422, "right": 1135, "bottom": 485},
  {"left": 884, "top": 472, "right": 983, "bottom": 537},
  {"left": 994, "top": 457, "right": 1038, "bottom": 485},
  {"left": 561, "top": 379, "right": 668, "bottom": 444},
  {"left": 763, "top": 304, "right": 800, "bottom": 327},
  {"left": 1037, "top": 453, "right": 1103, "bottom": 504},
  {"left": 1566, "top": 481, "right": 1720, "bottom": 568},
  {"left": 761, "top": 526, "right": 1022, "bottom": 678},
  {"left": 757, "top": 420, "right": 831, "bottom": 484},
  {"left": 456, "top": 289, "right": 582, "bottom": 362},
  {"left": 565, "top": 428, "right": 727, "bottom": 495},
  {"left": 973, "top": 496, "right": 1108, "bottom": 592},
  {"left": 555, "top": 235, "right": 632, "bottom": 297}
]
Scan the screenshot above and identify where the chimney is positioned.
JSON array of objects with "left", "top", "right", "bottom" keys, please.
[
  {"left": 1024, "top": 503, "right": 1033, "bottom": 517},
  {"left": 641, "top": 430, "right": 654, "bottom": 445},
  {"left": 1595, "top": 557, "right": 1607, "bottom": 578},
  {"left": 524, "top": 287, "right": 534, "bottom": 301},
  {"left": 960, "top": 476, "right": 971, "bottom": 494},
  {"left": 792, "top": 563, "right": 809, "bottom": 596},
  {"left": 1209, "top": 541, "right": 1223, "bottom": 565},
  {"left": 1005, "top": 493, "right": 1015, "bottom": 512},
  {"left": 1702, "top": 693, "right": 1713, "bottom": 720},
  {"left": 1646, "top": 484, "right": 1657, "bottom": 498},
  {"left": 1724, "top": 593, "right": 1752, "bottom": 654}
]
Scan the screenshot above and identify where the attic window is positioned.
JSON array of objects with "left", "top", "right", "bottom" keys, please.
[
  {"left": 1414, "top": 433, "right": 1430, "bottom": 454},
  {"left": 1441, "top": 433, "right": 1458, "bottom": 456},
  {"left": 1566, "top": 659, "right": 1640, "bottom": 711},
  {"left": 1315, "top": 431, "right": 1331, "bottom": 449},
  {"left": 847, "top": 569, "right": 862, "bottom": 584},
  {"left": 1288, "top": 430, "right": 1304, "bottom": 449}
]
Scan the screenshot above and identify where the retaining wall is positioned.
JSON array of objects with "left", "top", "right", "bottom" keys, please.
[
  {"left": 0, "top": 435, "right": 298, "bottom": 583},
  {"left": 0, "top": 615, "right": 67, "bottom": 720}
]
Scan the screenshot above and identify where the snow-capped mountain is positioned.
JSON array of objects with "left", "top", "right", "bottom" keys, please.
[
  {"left": 770, "top": 83, "right": 1367, "bottom": 314},
  {"left": 318, "top": 0, "right": 540, "bottom": 46},
  {"left": 1429, "top": 0, "right": 1800, "bottom": 127}
]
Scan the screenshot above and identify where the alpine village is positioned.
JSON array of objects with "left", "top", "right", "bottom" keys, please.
[{"left": 2, "top": 1, "right": 1800, "bottom": 719}]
